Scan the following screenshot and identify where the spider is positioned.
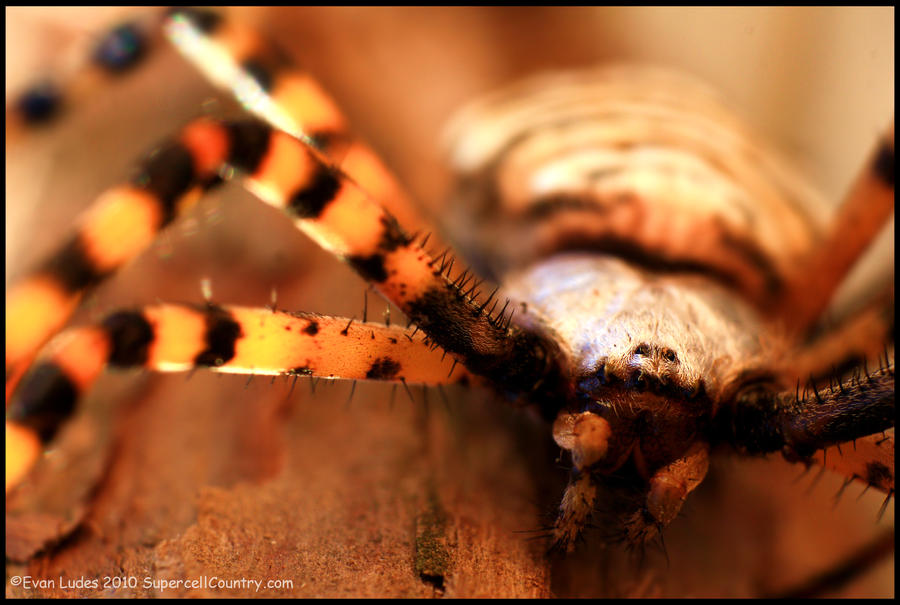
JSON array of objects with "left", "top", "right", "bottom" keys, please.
[{"left": 5, "top": 7, "right": 895, "bottom": 598}]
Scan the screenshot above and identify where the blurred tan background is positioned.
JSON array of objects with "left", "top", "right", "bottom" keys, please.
[{"left": 5, "top": 7, "right": 894, "bottom": 598}]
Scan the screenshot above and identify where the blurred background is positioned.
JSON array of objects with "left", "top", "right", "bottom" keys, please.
[{"left": 5, "top": 7, "right": 894, "bottom": 598}]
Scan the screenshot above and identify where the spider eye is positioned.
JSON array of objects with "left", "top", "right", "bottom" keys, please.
[
  {"left": 663, "top": 349, "right": 677, "bottom": 362},
  {"left": 635, "top": 343, "right": 651, "bottom": 356}
]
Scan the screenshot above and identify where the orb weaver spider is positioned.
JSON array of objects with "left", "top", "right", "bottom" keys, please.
[{"left": 5, "top": 7, "right": 894, "bottom": 598}]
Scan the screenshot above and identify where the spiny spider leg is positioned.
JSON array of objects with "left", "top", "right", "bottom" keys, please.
[
  {"left": 6, "top": 303, "right": 469, "bottom": 490},
  {"left": 217, "top": 118, "right": 563, "bottom": 400},
  {"left": 717, "top": 359, "right": 894, "bottom": 492},
  {"left": 164, "top": 8, "right": 427, "bottom": 234},
  {"left": 812, "top": 433, "right": 894, "bottom": 495},
  {"left": 779, "top": 124, "right": 894, "bottom": 333}
]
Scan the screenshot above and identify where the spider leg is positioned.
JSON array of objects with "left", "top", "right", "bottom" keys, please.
[
  {"left": 163, "top": 8, "right": 427, "bottom": 234},
  {"left": 812, "top": 433, "right": 894, "bottom": 494},
  {"left": 785, "top": 284, "right": 893, "bottom": 385},
  {"left": 212, "top": 118, "right": 565, "bottom": 406},
  {"left": 716, "top": 358, "right": 894, "bottom": 491},
  {"left": 6, "top": 118, "right": 231, "bottom": 398},
  {"left": 778, "top": 124, "right": 893, "bottom": 333},
  {"left": 6, "top": 303, "right": 469, "bottom": 491}
]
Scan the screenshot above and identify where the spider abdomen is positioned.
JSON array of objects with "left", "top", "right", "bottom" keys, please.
[{"left": 444, "top": 66, "right": 826, "bottom": 309}]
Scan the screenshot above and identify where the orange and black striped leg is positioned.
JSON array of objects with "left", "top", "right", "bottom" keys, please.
[
  {"left": 812, "top": 432, "right": 894, "bottom": 496},
  {"left": 163, "top": 7, "right": 428, "bottom": 234},
  {"left": 716, "top": 361, "right": 894, "bottom": 493},
  {"left": 5, "top": 118, "right": 232, "bottom": 399},
  {"left": 6, "top": 303, "right": 470, "bottom": 491},
  {"left": 785, "top": 285, "right": 893, "bottom": 387},
  {"left": 779, "top": 125, "right": 894, "bottom": 333},
  {"left": 218, "top": 118, "right": 566, "bottom": 415}
]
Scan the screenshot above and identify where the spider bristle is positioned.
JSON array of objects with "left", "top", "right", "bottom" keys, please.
[
  {"left": 464, "top": 278, "right": 483, "bottom": 299},
  {"left": 503, "top": 307, "right": 516, "bottom": 332},
  {"left": 804, "top": 464, "right": 828, "bottom": 495},
  {"left": 876, "top": 491, "right": 893, "bottom": 522},
  {"left": 436, "top": 384, "right": 452, "bottom": 414},
  {"left": 443, "top": 257, "right": 455, "bottom": 278},
  {"left": 811, "top": 380, "right": 823, "bottom": 404},
  {"left": 400, "top": 378, "right": 415, "bottom": 405},
  {"left": 832, "top": 477, "right": 855, "bottom": 508},
  {"left": 477, "top": 286, "right": 499, "bottom": 314},
  {"left": 857, "top": 482, "right": 872, "bottom": 500},
  {"left": 340, "top": 317, "right": 354, "bottom": 336},
  {"left": 791, "top": 463, "right": 813, "bottom": 485},
  {"left": 523, "top": 533, "right": 555, "bottom": 543},
  {"left": 433, "top": 247, "right": 450, "bottom": 271},
  {"left": 453, "top": 269, "right": 470, "bottom": 289},
  {"left": 491, "top": 299, "right": 510, "bottom": 328},
  {"left": 345, "top": 380, "right": 357, "bottom": 408},
  {"left": 833, "top": 365, "right": 846, "bottom": 393}
]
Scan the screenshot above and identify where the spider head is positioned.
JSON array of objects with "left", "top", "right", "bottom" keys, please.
[
  {"left": 548, "top": 339, "right": 716, "bottom": 549},
  {"left": 556, "top": 339, "right": 711, "bottom": 478}
]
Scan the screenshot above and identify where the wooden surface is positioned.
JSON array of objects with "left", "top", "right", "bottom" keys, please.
[{"left": 6, "top": 7, "right": 894, "bottom": 598}]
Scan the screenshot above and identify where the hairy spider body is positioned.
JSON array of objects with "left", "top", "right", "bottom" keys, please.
[{"left": 5, "top": 7, "right": 894, "bottom": 598}]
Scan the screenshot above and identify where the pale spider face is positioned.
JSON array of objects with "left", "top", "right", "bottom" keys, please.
[{"left": 5, "top": 7, "right": 893, "bottom": 599}]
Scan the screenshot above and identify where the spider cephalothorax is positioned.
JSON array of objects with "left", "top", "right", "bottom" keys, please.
[{"left": 501, "top": 254, "right": 768, "bottom": 547}]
